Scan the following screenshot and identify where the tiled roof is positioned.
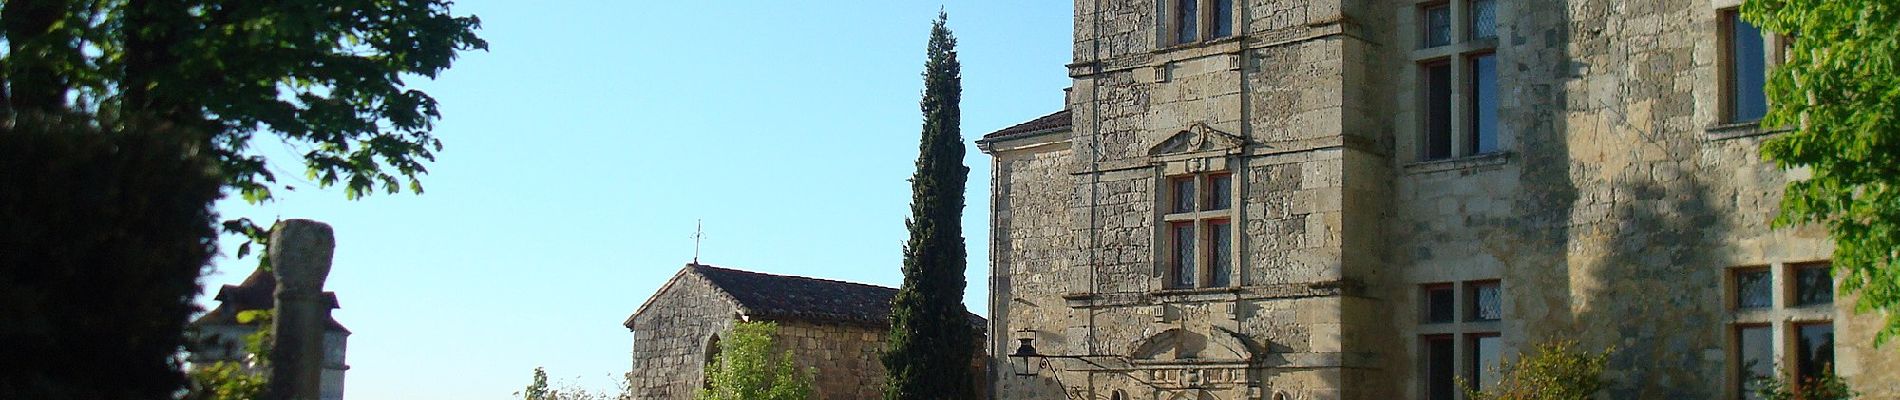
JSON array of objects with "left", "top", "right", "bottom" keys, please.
[
  {"left": 980, "top": 110, "right": 1071, "bottom": 140},
  {"left": 672, "top": 264, "right": 985, "bottom": 329},
  {"left": 191, "top": 266, "right": 349, "bottom": 333}
]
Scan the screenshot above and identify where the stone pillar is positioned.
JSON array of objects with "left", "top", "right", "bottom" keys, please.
[{"left": 266, "top": 219, "right": 335, "bottom": 400}]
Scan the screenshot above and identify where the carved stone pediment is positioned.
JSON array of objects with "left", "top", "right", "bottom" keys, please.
[
  {"left": 1129, "top": 327, "right": 1262, "bottom": 363},
  {"left": 1148, "top": 123, "right": 1246, "bottom": 157}
]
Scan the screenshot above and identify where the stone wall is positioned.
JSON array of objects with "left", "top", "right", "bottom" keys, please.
[
  {"left": 628, "top": 273, "right": 735, "bottom": 400},
  {"left": 1368, "top": 0, "right": 1900, "bottom": 397},
  {"left": 988, "top": 0, "right": 1900, "bottom": 399},
  {"left": 775, "top": 320, "right": 889, "bottom": 400}
]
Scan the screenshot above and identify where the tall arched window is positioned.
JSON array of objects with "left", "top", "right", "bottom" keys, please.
[{"left": 701, "top": 334, "right": 721, "bottom": 389}]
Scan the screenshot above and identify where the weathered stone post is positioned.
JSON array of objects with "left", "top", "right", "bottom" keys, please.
[{"left": 266, "top": 219, "right": 336, "bottom": 400}]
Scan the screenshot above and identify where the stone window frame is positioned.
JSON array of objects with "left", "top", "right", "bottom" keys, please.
[
  {"left": 1408, "top": 0, "right": 1503, "bottom": 163},
  {"left": 1723, "top": 261, "right": 1836, "bottom": 400},
  {"left": 1717, "top": 8, "right": 1767, "bottom": 125},
  {"left": 701, "top": 333, "right": 721, "bottom": 389},
  {"left": 1157, "top": 157, "right": 1240, "bottom": 290},
  {"left": 1160, "top": 0, "right": 1238, "bottom": 48},
  {"left": 1706, "top": 1, "right": 1793, "bottom": 139},
  {"left": 1416, "top": 280, "right": 1503, "bottom": 400}
]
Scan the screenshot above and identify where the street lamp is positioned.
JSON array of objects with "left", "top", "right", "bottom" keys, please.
[{"left": 1008, "top": 337, "right": 1046, "bottom": 377}]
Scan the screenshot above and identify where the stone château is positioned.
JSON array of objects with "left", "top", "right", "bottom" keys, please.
[{"left": 978, "top": 0, "right": 1899, "bottom": 399}]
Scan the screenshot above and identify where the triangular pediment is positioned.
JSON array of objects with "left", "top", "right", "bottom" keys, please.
[
  {"left": 1129, "top": 327, "right": 1262, "bottom": 363},
  {"left": 1148, "top": 123, "right": 1246, "bottom": 157}
]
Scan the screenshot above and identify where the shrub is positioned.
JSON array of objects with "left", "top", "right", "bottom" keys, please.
[
  {"left": 697, "top": 322, "right": 813, "bottom": 400},
  {"left": 1462, "top": 339, "right": 1612, "bottom": 400},
  {"left": 1753, "top": 367, "right": 1858, "bottom": 400}
]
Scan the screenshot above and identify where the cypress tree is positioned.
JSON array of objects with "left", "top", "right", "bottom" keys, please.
[{"left": 883, "top": 11, "right": 977, "bottom": 400}]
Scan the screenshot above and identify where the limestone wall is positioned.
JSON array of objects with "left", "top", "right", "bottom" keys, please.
[
  {"left": 774, "top": 320, "right": 889, "bottom": 400},
  {"left": 628, "top": 273, "right": 736, "bottom": 400},
  {"left": 991, "top": 0, "right": 1900, "bottom": 399},
  {"left": 1365, "top": 0, "right": 1900, "bottom": 398}
]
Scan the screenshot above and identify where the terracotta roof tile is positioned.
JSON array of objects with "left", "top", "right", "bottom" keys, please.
[
  {"left": 190, "top": 266, "right": 349, "bottom": 333},
  {"left": 980, "top": 110, "right": 1071, "bottom": 140},
  {"left": 687, "top": 264, "right": 985, "bottom": 329}
]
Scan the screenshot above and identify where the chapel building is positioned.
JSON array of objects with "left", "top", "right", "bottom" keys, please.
[
  {"left": 624, "top": 263, "right": 987, "bottom": 400},
  {"left": 978, "top": 0, "right": 1899, "bottom": 399}
]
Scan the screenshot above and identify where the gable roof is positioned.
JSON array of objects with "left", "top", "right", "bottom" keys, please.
[
  {"left": 626, "top": 263, "right": 986, "bottom": 330},
  {"left": 979, "top": 110, "right": 1071, "bottom": 141},
  {"left": 191, "top": 266, "right": 349, "bottom": 333}
]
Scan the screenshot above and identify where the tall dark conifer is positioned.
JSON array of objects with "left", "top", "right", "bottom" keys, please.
[{"left": 883, "top": 11, "right": 976, "bottom": 400}]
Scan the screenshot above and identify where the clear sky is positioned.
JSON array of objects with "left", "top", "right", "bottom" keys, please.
[{"left": 200, "top": 1, "right": 1074, "bottom": 398}]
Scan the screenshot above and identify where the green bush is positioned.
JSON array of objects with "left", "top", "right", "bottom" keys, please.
[
  {"left": 697, "top": 322, "right": 813, "bottom": 400},
  {"left": 1753, "top": 367, "right": 1858, "bottom": 400},
  {"left": 0, "top": 122, "right": 221, "bottom": 399},
  {"left": 1462, "top": 340, "right": 1612, "bottom": 400}
]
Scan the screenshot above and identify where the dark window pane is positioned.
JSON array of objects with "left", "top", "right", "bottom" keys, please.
[
  {"left": 1735, "top": 269, "right": 1771, "bottom": 309},
  {"left": 1173, "top": 223, "right": 1196, "bottom": 288},
  {"left": 1171, "top": 177, "right": 1196, "bottom": 214},
  {"left": 1426, "top": 336, "right": 1455, "bottom": 400},
  {"left": 1469, "top": 0, "right": 1497, "bottom": 39},
  {"left": 1470, "top": 281, "right": 1501, "bottom": 321},
  {"left": 1178, "top": 0, "right": 1199, "bottom": 44},
  {"left": 1471, "top": 54, "right": 1498, "bottom": 154},
  {"left": 1423, "top": 4, "right": 1451, "bottom": 47},
  {"left": 1729, "top": 13, "right": 1767, "bottom": 122},
  {"left": 1739, "top": 326, "right": 1773, "bottom": 400},
  {"left": 1206, "top": 174, "right": 1232, "bottom": 210},
  {"left": 1212, "top": 0, "right": 1234, "bottom": 38},
  {"left": 1471, "top": 335, "right": 1502, "bottom": 391},
  {"left": 1425, "top": 285, "right": 1455, "bottom": 323},
  {"left": 1209, "top": 221, "right": 1231, "bottom": 287},
  {"left": 1798, "top": 323, "right": 1836, "bottom": 382},
  {"left": 1796, "top": 264, "right": 1834, "bottom": 306},
  {"left": 1425, "top": 63, "right": 1453, "bottom": 160}
]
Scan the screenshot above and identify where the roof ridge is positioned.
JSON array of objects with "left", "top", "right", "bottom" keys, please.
[
  {"left": 980, "top": 109, "right": 1072, "bottom": 140},
  {"left": 689, "top": 263, "right": 897, "bottom": 292}
]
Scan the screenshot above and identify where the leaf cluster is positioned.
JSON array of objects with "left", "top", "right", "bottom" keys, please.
[
  {"left": 697, "top": 322, "right": 814, "bottom": 400},
  {"left": 1461, "top": 340, "right": 1612, "bottom": 400},
  {"left": 0, "top": 125, "right": 222, "bottom": 399},
  {"left": 1752, "top": 367, "right": 1859, "bottom": 400},
  {"left": 1745, "top": 0, "right": 1900, "bottom": 343},
  {"left": 184, "top": 310, "right": 271, "bottom": 400},
  {"left": 516, "top": 367, "right": 632, "bottom": 400}
]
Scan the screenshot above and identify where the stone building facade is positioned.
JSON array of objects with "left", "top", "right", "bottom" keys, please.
[
  {"left": 189, "top": 266, "right": 350, "bottom": 400},
  {"left": 624, "top": 263, "right": 986, "bottom": 400},
  {"left": 980, "top": 0, "right": 1899, "bottom": 399}
]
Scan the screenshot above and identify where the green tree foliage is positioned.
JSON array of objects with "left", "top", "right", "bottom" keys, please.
[
  {"left": 882, "top": 11, "right": 978, "bottom": 400},
  {"left": 1461, "top": 340, "right": 1611, "bottom": 400},
  {"left": 184, "top": 311, "right": 272, "bottom": 400},
  {"left": 1753, "top": 367, "right": 1859, "bottom": 400},
  {"left": 698, "top": 322, "right": 813, "bottom": 400},
  {"left": 516, "top": 367, "right": 631, "bottom": 400},
  {"left": 0, "top": 122, "right": 221, "bottom": 399},
  {"left": 0, "top": 0, "right": 483, "bottom": 397},
  {"left": 1745, "top": 0, "right": 1900, "bottom": 343},
  {"left": 519, "top": 367, "right": 551, "bottom": 400}
]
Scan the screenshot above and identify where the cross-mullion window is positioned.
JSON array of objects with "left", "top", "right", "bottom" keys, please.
[
  {"left": 1163, "top": 171, "right": 1236, "bottom": 289},
  {"left": 1419, "top": 280, "right": 1503, "bottom": 398},
  {"left": 1416, "top": 0, "right": 1500, "bottom": 162},
  {"left": 1726, "top": 262, "right": 1836, "bottom": 400},
  {"left": 1168, "top": 0, "right": 1235, "bottom": 46}
]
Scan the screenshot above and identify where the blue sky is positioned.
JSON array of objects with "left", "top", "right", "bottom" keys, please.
[{"left": 201, "top": 1, "right": 1074, "bottom": 398}]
